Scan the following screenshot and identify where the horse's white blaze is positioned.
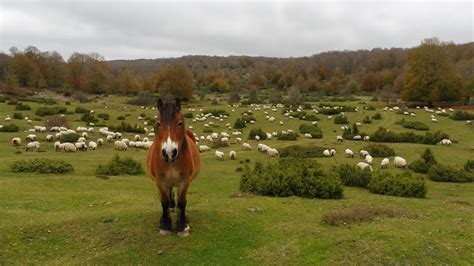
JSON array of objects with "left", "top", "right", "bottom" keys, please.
[{"left": 161, "top": 128, "right": 178, "bottom": 159}]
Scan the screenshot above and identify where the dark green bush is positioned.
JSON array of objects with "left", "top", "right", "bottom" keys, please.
[
  {"left": 96, "top": 155, "right": 144, "bottom": 176},
  {"left": 464, "top": 160, "right": 474, "bottom": 173},
  {"left": 427, "top": 164, "right": 473, "bottom": 183},
  {"left": 299, "top": 124, "right": 323, "bottom": 139},
  {"left": 370, "top": 127, "right": 448, "bottom": 145},
  {"left": 80, "top": 113, "right": 98, "bottom": 123},
  {"left": 240, "top": 158, "right": 343, "bottom": 199},
  {"left": 364, "top": 105, "right": 376, "bottom": 110},
  {"left": 368, "top": 172, "right": 427, "bottom": 198},
  {"left": 117, "top": 115, "right": 125, "bottom": 120},
  {"left": 10, "top": 158, "right": 73, "bottom": 174},
  {"left": 363, "top": 116, "right": 371, "bottom": 124},
  {"left": 15, "top": 102, "right": 31, "bottom": 110},
  {"left": 396, "top": 119, "right": 429, "bottom": 131},
  {"left": 13, "top": 112, "right": 23, "bottom": 119},
  {"left": 334, "top": 114, "right": 349, "bottom": 124},
  {"left": 0, "top": 124, "right": 19, "bottom": 132},
  {"left": 372, "top": 113, "right": 382, "bottom": 120},
  {"left": 97, "top": 113, "right": 110, "bottom": 120},
  {"left": 109, "top": 121, "right": 146, "bottom": 133},
  {"left": 342, "top": 123, "right": 365, "bottom": 140},
  {"left": 234, "top": 117, "right": 247, "bottom": 129},
  {"left": 280, "top": 144, "right": 326, "bottom": 158},
  {"left": 450, "top": 111, "right": 474, "bottom": 121},
  {"left": 337, "top": 164, "right": 372, "bottom": 188},
  {"left": 242, "top": 115, "right": 257, "bottom": 123},
  {"left": 60, "top": 133, "right": 80, "bottom": 143},
  {"left": 75, "top": 107, "right": 90, "bottom": 113},
  {"left": 35, "top": 106, "right": 67, "bottom": 116},
  {"left": 363, "top": 144, "right": 395, "bottom": 157},
  {"left": 319, "top": 108, "right": 341, "bottom": 115},
  {"left": 248, "top": 128, "right": 267, "bottom": 140},
  {"left": 276, "top": 131, "right": 299, "bottom": 140},
  {"left": 183, "top": 112, "right": 193, "bottom": 118}
]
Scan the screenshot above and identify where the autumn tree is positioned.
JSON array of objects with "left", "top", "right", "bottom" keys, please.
[
  {"left": 288, "top": 86, "right": 303, "bottom": 105},
  {"left": 269, "top": 88, "right": 283, "bottom": 104},
  {"left": 115, "top": 68, "right": 140, "bottom": 94},
  {"left": 67, "top": 52, "right": 109, "bottom": 93},
  {"left": 402, "top": 38, "right": 464, "bottom": 104},
  {"left": 154, "top": 63, "right": 195, "bottom": 99}
]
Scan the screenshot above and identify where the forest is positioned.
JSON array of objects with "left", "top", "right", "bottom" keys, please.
[{"left": 0, "top": 38, "right": 473, "bottom": 104}]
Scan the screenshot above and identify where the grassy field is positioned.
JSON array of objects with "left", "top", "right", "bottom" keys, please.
[{"left": 0, "top": 93, "right": 473, "bottom": 264}]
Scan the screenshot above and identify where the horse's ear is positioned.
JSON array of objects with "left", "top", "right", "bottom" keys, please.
[
  {"left": 157, "top": 98, "right": 163, "bottom": 110},
  {"left": 174, "top": 98, "right": 181, "bottom": 110}
]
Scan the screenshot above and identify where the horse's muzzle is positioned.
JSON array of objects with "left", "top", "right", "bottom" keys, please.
[{"left": 162, "top": 148, "right": 178, "bottom": 163}]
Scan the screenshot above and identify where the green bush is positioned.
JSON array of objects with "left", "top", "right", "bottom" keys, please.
[
  {"left": 363, "top": 116, "right": 371, "bottom": 124},
  {"left": 368, "top": 172, "right": 427, "bottom": 198},
  {"left": 363, "top": 144, "right": 395, "bottom": 157},
  {"left": 372, "top": 113, "right": 382, "bottom": 120},
  {"left": 75, "top": 107, "right": 90, "bottom": 113},
  {"left": 97, "top": 113, "right": 110, "bottom": 120},
  {"left": 203, "top": 109, "right": 229, "bottom": 117},
  {"left": 319, "top": 108, "right": 341, "bottom": 115},
  {"left": 248, "top": 128, "right": 267, "bottom": 140},
  {"left": 370, "top": 127, "right": 448, "bottom": 145},
  {"left": 364, "top": 105, "right": 376, "bottom": 110},
  {"left": 427, "top": 164, "right": 473, "bottom": 183},
  {"left": 280, "top": 144, "right": 326, "bottom": 158},
  {"left": 396, "top": 119, "right": 429, "bottom": 131},
  {"left": 234, "top": 117, "right": 247, "bottom": 129},
  {"left": 450, "top": 111, "right": 474, "bottom": 121},
  {"left": 299, "top": 124, "right": 323, "bottom": 139},
  {"left": 240, "top": 158, "right": 343, "bottom": 199},
  {"left": 15, "top": 102, "right": 31, "bottom": 110},
  {"left": 35, "top": 106, "right": 67, "bottom": 116},
  {"left": 10, "top": 158, "right": 73, "bottom": 174},
  {"left": 96, "top": 155, "right": 144, "bottom": 176},
  {"left": 13, "top": 112, "right": 23, "bottom": 119},
  {"left": 183, "top": 112, "right": 193, "bottom": 118},
  {"left": 203, "top": 128, "right": 213, "bottom": 133},
  {"left": 464, "top": 160, "right": 474, "bottom": 173},
  {"left": 109, "top": 121, "right": 146, "bottom": 133},
  {"left": 337, "top": 164, "right": 372, "bottom": 188},
  {"left": 0, "top": 124, "right": 19, "bottom": 132},
  {"left": 60, "top": 133, "right": 80, "bottom": 143},
  {"left": 117, "top": 115, "right": 125, "bottom": 120},
  {"left": 242, "top": 115, "right": 257, "bottom": 123},
  {"left": 276, "top": 131, "right": 299, "bottom": 140},
  {"left": 80, "top": 113, "right": 98, "bottom": 123},
  {"left": 334, "top": 114, "right": 349, "bottom": 124}
]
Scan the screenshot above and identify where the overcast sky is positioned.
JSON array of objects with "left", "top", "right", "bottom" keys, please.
[{"left": 0, "top": 0, "right": 472, "bottom": 60}]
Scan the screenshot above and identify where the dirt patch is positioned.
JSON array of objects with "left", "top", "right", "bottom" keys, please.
[{"left": 321, "top": 206, "right": 405, "bottom": 226}]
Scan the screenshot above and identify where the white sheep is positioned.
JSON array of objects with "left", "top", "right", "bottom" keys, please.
[
  {"left": 364, "top": 136, "right": 370, "bottom": 141},
  {"left": 357, "top": 162, "right": 373, "bottom": 172},
  {"left": 365, "top": 154, "right": 373, "bottom": 165},
  {"left": 345, "top": 148, "right": 354, "bottom": 158},
  {"left": 439, "top": 139, "right": 452, "bottom": 145},
  {"left": 26, "top": 134, "right": 37, "bottom": 141},
  {"left": 229, "top": 150, "right": 237, "bottom": 159},
  {"left": 199, "top": 145, "right": 210, "bottom": 152},
  {"left": 236, "top": 137, "right": 242, "bottom": 144},
  {"left": 323, "top": 149, "right": 331, "bottom": 157},
  {"left": 255, "top": 135, "right": 260, "bottom": 141},
  {"left": 11, "top": 137, "right": 21, "bottom": 146},
  {"left": 242, "top": 143, "right": 252, "bottom": 151},
  {"left": 81, "top": 132, "right": 88, "bottom": 138},
  {"left": 353, "top": 135, "right": 362, "bottom": 140},
  {"left": 114, "top": 140, "right": 128, "bottom": 151},
  {"left": 78, "top": 137, "right": 86, "bottom": 143},
  {"left": 63, "top": 143, "right": 77, "bottom": 152},
  {"left": 135, "top": 134, "right": 141, "bottom": 141},
  {"left": 360, "top": 150, "right": 370, "bottom": 158},
  {"left": 97, "top": 138, "right": 104, "bottom": 146},
  {"left": 267, "top": 148, "right": 279, "bottom": 157},
  {"left": 330, "top": 149, "right": 336, "bottom": 156},
  {"left": 215, "top": 150, "right": 224, "bottom": 160},
  {"left": 381, "top": 158, "right": 389, "bottom": 168},
  {"left": 337, "top": 135, "right": 343, "bottom": 142},
  {"left": 107, "top": 135, "right": 114, "bottom": 143},
  {"left": 54, "top": 141, "right": 61, "bottom": 151},
  {"left": 75, "top": 142, "right": 87, "bottom": 151},
  {"left": 394, "top": 156, "right": 407, "bottom": 168},
  {"left": 88, "top": 141, "right": 97, "bottom": 150},
  {"left": 304, "top": 133, "right": 312, "bottom": 139},
  {"left": 258, "top": 143, "right": 269, "bottom": 152},
  {"left": 46, "top": 135, "right": 54, "bottom": 142},
  {"left": 25, "top": 141, "right": 40, "bottom": 152}
]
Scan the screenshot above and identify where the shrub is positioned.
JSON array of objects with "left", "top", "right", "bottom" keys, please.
[
  {"left": 109, "top": 121, "right": 145, "bottom": 133},
  {"left": 427, "top": 164, "right": 473, "bottom": 183},
  {"left": 240, "top": 158, "right": 343, "bottom": 199},
  {"left": 364, "top": 105, "right": 376, "bottom": 110},
  {"left": 13, "top": 112, "right": 23, "bottom": 119},
  {"left": 96, "top": 154, "right": 144, "bottom": 176},
  {"left": 280, "top": 144, "right": 326, "bottom": 158},
  {"left": 75, "top": 107, "right": 90, "bottom": 113},
  {"left": 183, "top": 112, "right": 193, "bottom": 118},
  {"left": 126, "top": 91, "right": 158, "bottom": 106},
  {"left": 363, "top": 116, "right": 371, "bottom": 124},
  {"left": 298, "top": 124, "right": 323, "bottom": 139},
  {"left": 337, "top": 164, "right": 372, "bottom": 188},
  {"left": 10, "top": 158, "right": 73, "bottom": 174},
  {"left": 396, "top": 119, "right": 429, "bottom": 131},
  {"left": 234, "top": 117, "right": 247, "bottom": 129},
  {"left": 203, "top": 109, "right": 229, "bottom": 117},
  {"left": 15, "top": 102, "right": 31, "bottom": 110},
  {"left": 80, "top": 113, "right": 98, "bottom": 123},
  {"left": 0, "top": 124, "right": 19, "bottom": 132},
  {"left": 117, "top": 115, "right": 125, "bottom": 120},
  {"left": 464, "top": 160, "right": 474, "bottom": 173},
  {"left": 60, "top": 133, "right": 80, "bottom": 143},
  {"left": 97, "top": 113, "right": 110, "bottom": 120},
  {"left": 276, "top": 131, "right": 299, "bottom": 140},
  {"left": 450, "top": 111, "right": 474, "bottom": 121},
  {"left": 368, "top": 172, "right": 427, "bottom": 198},
  {"left": 242, "top": 115, "right": 257, "bottom": 123},
  {"left": 372, "top": 112, "right": 382, "bottom": 120},
  {"left": 35, "top": 106, "right": 67, "bottom": 116},
  {"left": 342, "top": 123, "right": 364, "bottom": 140},
  {"left": 363, "top": 144, "right": 395, "bottom": 157},
  {"left": 322, "top": 206, "right": 400, "bottom": 226},
  {"left": 45, "top": 115, "right": 69, "bottom": 129},
  {"left": 319, "top": 108, "right": 341, "bottom": 115},
  {"left": 248, "top": 128, "right": 267, "bottom": 140},
  {"left": 369, "top": 127, "right": 448, "bottom": 145},
  {"left": 334, "top": 114, "right": 349, "bottom": 124}
]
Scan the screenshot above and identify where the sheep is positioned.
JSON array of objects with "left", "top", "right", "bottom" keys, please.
[
  {"left": 431, "top": 118, "right": 438, "bottom": 123},
  {"left": 236, "top": 137, "right": 242, "bottom": 144},
  {"left": 258, "top": 143, "right": 269, "bottom": 152},
  {"left": 255, "top": 135, "right": 260, "bottom": 141},
  {"left": 360, "top": 150, "right": 370, "bottom": 158},
  {"left": 11, "top": 137, "right": 21, "bottom": 146},
  {"left": 394, "top": 156, "right": 407, "bottom": 168},
  {"left": 122, "top": 138, "right": 130, "bottom": 146},
  {"left": 54, "top": 141, "right": 61, "bottom": 151},
  {"left": 439, "top": 139, "right": 452, "bottom": 145},
  {"left": 63, "top": 143, "right": 77, "bottom": 152},
  {"left": 78, "top": 137, "right": 86, "bottom": 143},
  {"left": 345, "top": 148, "right": 354, "bottom": 158},
  {"left": 330, "top": 149, "right": 336, "bottom": 156},
  {"left": 242, "top": 143, "right": 252, "bottom": 151},
  {"left": 323, "top": 149, "right": 331, "bottom": 157},
  {"left": 365, "top": 154, "right": 373, "bottom": 165},
  {"left": 107, "top": 135, "right": 114, "bottom": 143},
  {"left": 75, "top": 142, "right": 88, "bottom": 151},
  {"left": 229, "top": 150, "right": 237, "bottom": 159},
  {"left": 134, "top": 134, "right": 141, "bottom": 141},
  {"left": 357, "top": 162, "right": 373, "bottom": 172},
  {"left": 88, "top": 141, "right": 97, "bottom": 150},
  {"left": 363, "top": 136, "right": 370, "bottom": 141},
  {"left": 215, "top": 150, "right": 224, "bottom": 160},
  {"left": 25, "top": 141, "right": 40, "bottom": 152},
  {"left": 114, "top": 140, "right": 128, "bottom": 151},
  {"left": 353, "top": 135, "right": 362, "bottom": 140},
  {"left": 304, "top": 133, "right": 312, "bottom": 139},
  {"left": 199, "top": 145, "right": 210, "bottom": 152},
  {"left": 97, "top": 138, "right": 104, "bottom": 146},
  {"left": 46, "top": 135, "right": 54, "bottom": 142},
  {"left": 267, "top": 148, "right": 279, "bottom": 157},
  {"left": 381, "top": 158, "right": 389, "bottom": 168},
  {"left": 337, "top": 135, "right": 343, "bottom": 142},
  {"left": 143, "top": 137, "right": 149, "bottom": 142},
  {"left": 220, "top": 137, "right": 229, "bottom": 144},
  {"left": 26, "top": 134, "right": 37, "bottom": 141}
]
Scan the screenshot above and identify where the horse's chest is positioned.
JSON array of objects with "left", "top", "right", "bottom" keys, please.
[{"left": 161, "top": 168, "right": 183, "bottom": 186}]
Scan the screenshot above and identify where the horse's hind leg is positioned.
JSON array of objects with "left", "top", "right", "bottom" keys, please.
[
  {"left": 177, "top": 181, "right": 190, "bottom": 237},
  {"left": 158, "top": 186, "right": 172, "bottom": 235}
]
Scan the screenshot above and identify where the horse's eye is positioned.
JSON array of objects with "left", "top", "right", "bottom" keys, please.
[
  {"left": 156, "top": 122, "right": 161, "bottom": 128},
  {"left": 177, "top": 121, "right": 183, "bottom": 127}
]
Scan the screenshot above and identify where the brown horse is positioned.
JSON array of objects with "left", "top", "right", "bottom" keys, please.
[{"left": 147, "top": 98, "right": 201, "bottom": 237}]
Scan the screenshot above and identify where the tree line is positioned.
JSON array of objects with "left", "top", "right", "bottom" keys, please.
[{"left": 0, "top": 38, "right": 473, "bottom": 104}]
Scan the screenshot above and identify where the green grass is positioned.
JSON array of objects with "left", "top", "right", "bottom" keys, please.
[{"left": 0, "top": 94, "right": 473, "bottom": 264}]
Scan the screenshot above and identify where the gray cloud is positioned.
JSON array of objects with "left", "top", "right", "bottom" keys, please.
[{"left": 0, "top": 1, "right": 472, "bottom": 60}]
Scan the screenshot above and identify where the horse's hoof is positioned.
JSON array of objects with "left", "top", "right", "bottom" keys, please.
[
  {"left": 177, "top": 225, "right": 190, "bottom": 237},
  {"left": 159, "top": 229, "right": 172, "bottom": 235}
]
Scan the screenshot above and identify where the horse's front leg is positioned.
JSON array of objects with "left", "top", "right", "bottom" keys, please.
[
  {"left": 158, "top": 185, "right": 172, "bottom": 235},
  {"left": 177, "top": 180, "right": 190, "bottom": 237}
]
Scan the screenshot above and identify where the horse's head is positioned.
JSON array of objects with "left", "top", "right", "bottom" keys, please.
[{"left": 156, "top": 98, "right": 185, "bottom": 163}]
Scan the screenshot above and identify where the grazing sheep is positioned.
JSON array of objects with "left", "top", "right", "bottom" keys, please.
[
  {"left": 229, "top": 150, "right": 237, "bottom": 159},
  {"left": 394, "top": 156, "right": 407, "bottom": 168},
  {"left": 236, "top": 137, "right": 242, "bottom": 144},
  {"left": 330, "top": 149, "right": 336, "bottom": 156},
  {"left": 107, "top": 135, "right": 114, "bottom": 143},
  {"left": 97, "top": 138, "right": 104, "bottom": 146},
  {"left": 215, "top": 150, "right": 224, "bottom": 160},
  {"left": 365, "top": 154, "right": 373, "bottom": 165},
  {"left": 26, "top": 134, "right": 37, "bottom": 141},
  {"left": 257, "top": 143, "right": 269, "bottom": 152},
  {"left": 143, "top": 137, "right": 149, "bottom": 142},
  {"left": 121, "top": 138, "right": 130, "bottom": 146},
  {"left": 46, "top": 135, "right": 54, "bottom": 142},
  {"left": 353, "top": 135, "right": 362, "bottom": 140},
  {"left": 134, "top": 134, "right": 141, "bottom": 141},
  {"left": 364, "top": 136, "right": 370, "bottom": 141},
  {"left": 337, "top": 135, "right": 343, "bottom": 142},
  {"left": 304, "top": 133, "right": 312, "bottom": 139},
  {"left": 63, "top": 143, "right": 77, "bottom": 152},
  {"left": 360, "top": 150, "right": 370, "bottom": 158},
  {"left": 221, "top": 137, "right": 229, "bottom": 144},
  {"left": 381, "top": 158, "right": 389, "bottom": 168},
  {"left": 439, "top": 139, "right": 452, "bottom": 145},
  {"left": 323, "top": 149, "right": 331, "bottom": 157},
  {"left": 88, "top": 141, "right": 97, "bottom": 150},
  {"left": 267, "top": 148, "right": 279, "bottom": 157},
  {"left": 357, "top": 162, "right": 373, "bottom": 172},
  {"left": 242, "top": 143, "right": 252, "bottom": 151},
  {"left": 54, "top": 141, "right": 61, "bottom": 151},
  {"left": 114, "top": 140, "right": 128, "bottom": 151},
  {"left": 199, "top": 145, "right": 210, "bottom": 152},
  {"left": 11, "top": 137, "right": 21, "bottom": 146},
  {"left": 81, "top": 132, "right": 88, "bottom": 138},
  {"left": 75, "top": 142, "right": 88, "bottom": 151},
  {"left": 466, "top": 120, "right": 472, "bottom": 125},
  {"left": 431, "top": 118, "right": 438, "bottom": 123},
  {"left": 78, "top": 137, "right": 86, "bottom": 143},
  {"left": 255, "top": 135, "right": 260, "bottom": 141},
  {"left": 25, "top": 141, "right": 40, "bottom": 152},
  {"left": 345, "top": 148, "right": 354, "bottom": 158}
]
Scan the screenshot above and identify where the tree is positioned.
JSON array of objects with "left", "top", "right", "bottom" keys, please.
[
  {"left": 402, "top": 38, "right": 464, "bottom": 104},
  {"left": 154, "top": 63, "right": 195, "bottom": 99},
  {"left": 115, "top": 68, "right": 140, "bottom": 94},
  {"left": 247, "top": 88, "right": 259, "bottom": 104},
  {"left": 228, "top": 88, "right": 241, "bottom": 104},
  {"left": 269, "top": 88, "right": 283, "bottom": 104},
  {"left": 288, "top": 86, "right": 303, "bottom": 105}
]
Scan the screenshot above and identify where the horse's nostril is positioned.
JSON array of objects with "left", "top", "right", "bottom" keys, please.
[
  {"left": 161, "top": 149, "right": 169, "bottom": 161},
  {"left": 172, "top": 148, "right": 178, "bottom": 158}
]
